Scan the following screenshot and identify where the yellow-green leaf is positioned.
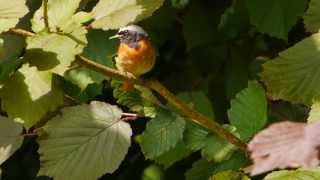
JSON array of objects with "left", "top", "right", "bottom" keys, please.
[
  {"left": 304, "top": 0, "right": 320, "bottom": 33},
  {"left": 0, "top": 0, "right": 28, "bottom": 33}
]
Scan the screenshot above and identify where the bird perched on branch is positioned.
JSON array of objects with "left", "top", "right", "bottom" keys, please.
[{"left": 110, "top": 25, "right": 156, "bottom": 91}]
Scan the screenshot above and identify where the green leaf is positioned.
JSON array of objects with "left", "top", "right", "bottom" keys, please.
[
  {"left": 183, "top": 122, "right": 209, "bottom": 151},
  {"left": 185, "top": 152, "right": 247, "bottom": 180},
  {"left": 0, "top": 116, "right": 23, "bottom": 165},
  {"left": 112, "top": 80, "right": 158, "bottom": 118},
  {"left": 245, "top": 0, "right": 305, "bottom": 39},
  {"left": 218, "top": 0, "right": 250, "bottom": 39},
  {"left": 0, "top": 0, "right": 28, "bottom": 33},
  {"left": 154, "top": 141, "right": 192, "bottom": 168},
  {"left": 141, "top": 110, "right": 186, "bottom": 158},
  {"left": 177, "top": 91, "right": 215, "bottom": 119},
  {"left": 261, "top": 32, "right": 320, "bottom": 105},
  {"left": 91, "top": 0, "right": 164, "bottom": 30},
  {"left": 26, "top": 29, "right": 87, "bottom": 75},
  {"left": 31, "top": 0, "right": 83, "bottom": 32},
  {"left": 170, "top": 0, "right": 189, "bottom": 9},
  {"left": 142, "top": 165, "right": 164, "bottom": 180},
  {"left": 228, "top": 81, "right": 267, "bottom": 141},
  {"left": 264, "top": 168, "right": 320, "bottom": 180},
  {"left": 0, "top": 64, "right": 63, "bottom": 128},
  {"left": 210, "top": 170, "right": 250, "bottom": 180},
  {"left": 0, "top": 34, "right": 25, "bottom": 61},
  {"left": 304, "top": 0, "right": 320, "bottom": 33},
  {"left": 65, "top": 30, "right": 118, "bottom": 89},
  {"left": 38, "top": 101, "right": 132, "bottom": 180},
  {"left": 308, "top": 102, "right": 320, "bottom": 123},
  {"left": 201, "top": 127, "right": 237, "bottom": 162}
]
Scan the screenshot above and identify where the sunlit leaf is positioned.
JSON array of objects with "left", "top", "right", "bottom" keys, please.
[
  {"left": 209, "top": 170, "right": 250, "bottom": 180},
  {"left": 183, "top": 122, "right": 209, "bottom": 151},
  {"left": 0, "top": 0, "right": 28, "bottom": 33},
  {"left": 228, "top": 81, "right": 267, "bottom": 141},
  {"left": 245, "top": 0, "right": 305, "bottom": 39},
  {"left": 308, "top": 102, "right": 320, "bottom": 123},
  {"left": 0, "top": 116, "right": 23, "bottom": 165},
  {"left": 141, "top": 110, "right": 185, "bottom": 158},
  {"left": 264, "top": 168, "right": 320, "bottom": 180},
  {"left": 0, "top": 64, "right": 63, "bottom": 128},
  {"left": 91, "top": 0, "right": 164, "bottom": 30},
  {"left": 31, "top": 0, "right": 83, "bottom": 32},
  {"left": 38, "top": 101, "right": 132, "bottom": 180},
  {"left": 26, "top": 29, "right": 87, "bottom": 75},
  {"left": 304, "top": 0, "right": 320, "bottom": 33},
  {"left": 261, "top": 32, "right": 320, "bottom": 105}
]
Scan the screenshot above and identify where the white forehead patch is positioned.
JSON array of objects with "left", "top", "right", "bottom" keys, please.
[{"left": 119, "top": 25, "right": 148, "bottom": 36}]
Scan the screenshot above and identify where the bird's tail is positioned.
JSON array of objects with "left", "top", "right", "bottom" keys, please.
[{"left": 122, "top": 81, "right": 134, "bottom": 91}]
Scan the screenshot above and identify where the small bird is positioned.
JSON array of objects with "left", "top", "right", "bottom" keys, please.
[{"left": 110, "top": 25, "right": 156, "bottom": 91}]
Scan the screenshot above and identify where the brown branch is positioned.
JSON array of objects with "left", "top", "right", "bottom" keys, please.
[
  {"left": 43, "top": 0, "right": 51, "bottom": 32},
  {"left": 6, "top": 28, "right": 248, "bottom": 152},
  {"left": 76, "top": 55, "right": 248, "bottom": 152},
  {"left": 7, "top": 28, "right": 35, "bottom": 37}
]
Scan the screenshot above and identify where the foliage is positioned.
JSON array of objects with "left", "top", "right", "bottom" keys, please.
[{"left": 0, "top": 0, "right": 320, "bottom": 179}]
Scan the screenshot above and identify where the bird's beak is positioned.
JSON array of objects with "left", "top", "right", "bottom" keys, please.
[{"left": 109, "top": 34, "right": 121, "bottom": 39}]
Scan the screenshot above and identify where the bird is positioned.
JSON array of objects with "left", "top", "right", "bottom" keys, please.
[{"left": 110, "top": 25, "right": 156, "bottom": 91}]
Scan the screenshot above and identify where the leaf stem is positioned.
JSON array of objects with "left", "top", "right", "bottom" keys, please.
[
  {"left": 76, "top": 55, "right": 248, "bottom": 152},
  {"left": 43, "top": 0, "right": 50, "bottom": 32},
  {"left": 7, "top": 28, "right": 35, "bottom": 37}
]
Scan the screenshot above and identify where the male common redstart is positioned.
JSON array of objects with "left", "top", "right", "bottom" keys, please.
[{"left": 110, "top": 25, "right": 156, "bottom": 91}]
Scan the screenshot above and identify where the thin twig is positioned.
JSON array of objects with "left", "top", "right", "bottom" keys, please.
[
  {"left": 43, "top": 0, "right": 50, "bottom": 32},
  {"left": 7, "top": 28, "right": 35, "bottom": 37},
  {"left": 76, "top": 55, "right": 248, "bottom": 152},
  {"left": 6, "top": 28, "right": 248, "bottom": 152}
]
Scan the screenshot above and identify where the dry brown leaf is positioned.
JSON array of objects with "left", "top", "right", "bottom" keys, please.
[{"left": 248, "top": 121, "right": 320, "bottom": 176}]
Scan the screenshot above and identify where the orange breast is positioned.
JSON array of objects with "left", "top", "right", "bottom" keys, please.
[{"left": 116, "top": 38, "right": 156, "bottom": 77}]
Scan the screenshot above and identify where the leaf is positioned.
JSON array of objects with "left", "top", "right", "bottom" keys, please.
[
  {"left": 264, "top": 168, "right": 320, "bottom": 180},
  {"left": 185, "top": 152, "right": 247, "bottom": 180},
  {"left": 0, "top": 116, "right": 23, "bottom": 165},
  {"left": 261, "top": 32, "right": 320, "bottom": 105},
  {"left": 91, "top": 0, "right": 164, "bottom": 30},
  {"left": 26, "top": 29, "right": 87, "bottom": 75},
  {"left": 308, "top": 102, "right": 320, "bottom": 123},
  {"left": 177, "top": 91, "right": 215, "bottom": 119},
  {"left": 31, "top": 0, "right": 83, "bottom": 32},
  {"left": 210, "top": 170, "right": 250, "bottom": 180},
  {"left": 154, "top": 141, "right": 192, "bottom": 168},
  {"left": 201, "top": 126, "right": 237, "bottom": 162},
  {"left": 0, "top": 64, "right": 63, "bottom": 128},
  {"left": 304, "top": 0, "right": 320, "bottom": 33},
  {"left": 248, "top": 121, "right": 320, "bottom": 176},
  {"left": 140, "top": 110, "right": 186, "bottom": 158},
  {"left": 0, "top": 34, "right": 25, "bottom": 61},
  {"left": 0, "top": 0, "right": 28, "bottom": 33},
  {"left": 170, "top": 0, "right": 189, "bottom": 9},
  {"left": 245, "top": 0, "right": 305, "bottom": 39},
  {"left": 38, "top": 101, "right": 132, "bottom": 180},
  {"left": 112, "top": 80, "right": 158, "bottom": 118},
  {"left": 183, "top": 122, "right": 209, "bottom": 151},
  {"left": 65, "top": 30, "right": 118, "bottom": 89},
  {"left": 218, "top": 0, "right": 250, "bottom": 40},
  {"left": 228, "top": 81, "right": 267, "bottom": 141},
  {"left": 142, "top": 165, "right": 164, "bottom": 180}
]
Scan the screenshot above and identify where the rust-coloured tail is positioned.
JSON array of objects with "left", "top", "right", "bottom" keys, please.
[{"left": 122, "top": 81, "right": 134, "bottom": 91}]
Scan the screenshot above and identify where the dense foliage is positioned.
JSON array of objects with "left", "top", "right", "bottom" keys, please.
[{"left": 1, "top": 0, "right": 320, "bottom": 179}]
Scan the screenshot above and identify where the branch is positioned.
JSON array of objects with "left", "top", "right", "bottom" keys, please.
[
  {"left": 43, "top": 0, "right": 50, "bottom": 32},
  {"left": 6, "top": 28, "right": 248, "bottom": 152},
  {"left": 76, "top": 55, "right": 248, "bottom": 152},
  {"left": 7, "top": 28, "right": 35, "bottom": 37}
]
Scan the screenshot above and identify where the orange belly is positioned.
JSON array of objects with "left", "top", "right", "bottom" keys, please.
[{"left": 116, "top": 38, "right": 156, "bottom": 77}]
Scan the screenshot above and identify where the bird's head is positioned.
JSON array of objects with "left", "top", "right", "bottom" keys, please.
[{"left": 110, "top": 25, "right": 148, "bottom": 48}]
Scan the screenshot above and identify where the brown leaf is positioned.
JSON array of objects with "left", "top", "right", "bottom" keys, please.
[{"left": 248, "top": 121, "right": 320, "bottom": 176}]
